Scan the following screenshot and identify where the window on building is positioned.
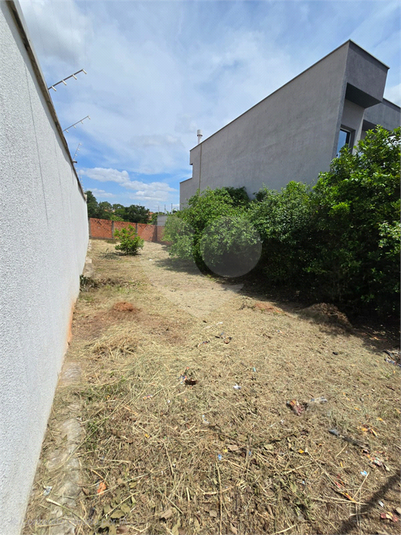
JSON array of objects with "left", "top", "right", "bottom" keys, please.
[{"left": 337, "top": 128, "right": 352, "bottom": 155}]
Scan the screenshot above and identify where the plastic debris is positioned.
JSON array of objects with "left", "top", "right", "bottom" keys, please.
[
  {"left": 329, "top": 428, "right": 339, "bottom": 436},
  {"left": 309, "top": 396, "right": 328, "bottom": 404},
  {"left": 380, "top": 512, "right": 399, "bottom": 522},
  {"left": 364, "top": 451, "right": 386, "bottom": 468},
  {"left": 379, "top": 501, "right": 384, "bottom": 507},
  {"left": 217, "top": 454, "right": 222, "bottom": 461},
  {"left": 384, "top": 357, "right": 401, "bottom": 368},
  {"left": 383, "top": 349, "right": 401, "bottom": 366},
  {"left": 361, "top": 471, "right": 368, "bottom": 477},
  {"left": 197, "top": 340, "right": 210, "bottom": 347},
  {"left": 252, "top": 367, "right": 256, "bottom": 372},
  {"left": 333, "top": 480, "right": 355, "bottom": 502},
  {"left": 202, "top": 414, "right": 210, "bottom": 425},
  {"left": 233, "top": 384, "right": 241, "bottom": 390},
  {"left": 184, "top": 378, "right": 197, "bottom": 386},
  {"left": 286, "top": 399, "right": 307, "bottom": 416},
  {"left": 361, "top": 425, "right": 378, "bottom": 436},
  {"left": 43, "top": 486, "right": 52, "bottom": 496},
  {"left": 97, "top": 481, "right": 107, "bottom": 494},
  {"left": 143, "top": 395, "right": 153, "bottom": 400}
]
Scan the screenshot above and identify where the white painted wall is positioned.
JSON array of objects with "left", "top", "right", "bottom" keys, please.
[{"left": 0, "top": 3, "right": 89, "bottom": 533}]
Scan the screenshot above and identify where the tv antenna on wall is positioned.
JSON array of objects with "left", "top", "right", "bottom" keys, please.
[
  {"left": 63, "top": 116, "right": 90, "bottom": 133},
  {"left": 48, "top": 69, "right": 87, "bottom": 91}
]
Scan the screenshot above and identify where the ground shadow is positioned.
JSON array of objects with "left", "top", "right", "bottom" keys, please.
[
  {"left": 335, "top": 471, "right": 400, "bottom": 534},
  {"left": 151, "top": 243, "right": 400, "bottom": 353}
]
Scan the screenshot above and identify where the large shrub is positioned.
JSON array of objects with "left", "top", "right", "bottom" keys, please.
[
  {"left": 308, "top": 126, "right": 400, "bottom": 314},
  {"left": 164, "top": 188, "right": 243, "bottom": 267},
  {"left": 249, "top": 181, "right": 313, "bottom": 284}
]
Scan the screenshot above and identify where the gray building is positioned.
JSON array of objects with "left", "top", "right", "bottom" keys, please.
[{"left": 180, "top": 40, "right": 400, "bottom": 207}]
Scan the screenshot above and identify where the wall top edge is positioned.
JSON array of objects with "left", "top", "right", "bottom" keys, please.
[{"left": 6, "top": 0, "right": 87, "bottom": 202}]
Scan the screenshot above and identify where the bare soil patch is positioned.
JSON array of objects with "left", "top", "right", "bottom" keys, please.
[{"left": 23, "top": 240, "right": 400, "bottom": 535}]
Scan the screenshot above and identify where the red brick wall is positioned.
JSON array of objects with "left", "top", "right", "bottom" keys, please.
[
  {"left": 89, "top": 218, "right": 164, "bottom": 243},
  {"left": 89, "top": 218, "right": 113, "bottom": 239},
  {"left": 137, "top": 223, "right": 157, "bottom": 242},
  {"left": 113, "top": 221, "right": 133, "bottom": 232}
]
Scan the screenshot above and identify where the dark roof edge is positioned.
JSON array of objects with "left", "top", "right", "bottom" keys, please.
[
  {"left": 382, "top": 98, "right": 401, "bottom": 111},
  {"left": 6, "top": 0, "right": 87, "bottom": 202},
  {"left": 190, "top": 40, "right": 390, "bottom": 151}
]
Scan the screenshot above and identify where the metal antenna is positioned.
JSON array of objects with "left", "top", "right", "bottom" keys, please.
[
  {"left": 63, "top": 116, "right": 91, "bottom": 133},
  {"left": 48, "top": 69, "right": 87, "bottom": 91},
  {"left": 72, "top": 143, "right": 82, "bottom": 163}
]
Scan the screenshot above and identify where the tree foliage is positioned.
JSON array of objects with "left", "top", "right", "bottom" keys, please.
[{"left": 84, "top": 192, "right": 150, "bottom": 223}]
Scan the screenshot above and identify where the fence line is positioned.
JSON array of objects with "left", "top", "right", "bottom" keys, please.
[{"left": 88, "top": 218, "right": 168, "bottom": 243}]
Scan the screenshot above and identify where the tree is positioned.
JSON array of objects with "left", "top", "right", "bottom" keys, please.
[
  {"left": 124, "top": 205, "right": 150, "bottom": 224},
  {"left": 85, "top": 190, "right": 99, "bottom": 218}
]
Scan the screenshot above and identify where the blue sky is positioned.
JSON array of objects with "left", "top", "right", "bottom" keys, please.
[{"left": 20, "top": 0, "right": 401, "bottom": 211}]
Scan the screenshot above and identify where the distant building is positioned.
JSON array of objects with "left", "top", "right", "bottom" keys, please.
[{"left": 181, "top": 40, "right": 400, "bottom": 207}]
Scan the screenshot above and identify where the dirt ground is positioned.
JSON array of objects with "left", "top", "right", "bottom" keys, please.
[{"left": 23, "top": 239, "right": 400, "bottom": 535}]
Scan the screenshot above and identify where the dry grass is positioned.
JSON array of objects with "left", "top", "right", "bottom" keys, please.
[{"left": 24, "top": 240, "right": 400, "bottom": 535}]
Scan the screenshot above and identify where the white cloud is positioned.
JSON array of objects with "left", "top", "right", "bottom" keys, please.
[
  {"left": 89, "top": 188, "right": 116, "bottom": 199},
  {"left": 80, "top": 168, "right": 129, "bottom": 183},
  {"left": 80, "top": 167, "right": 177, "bottom": 204}
]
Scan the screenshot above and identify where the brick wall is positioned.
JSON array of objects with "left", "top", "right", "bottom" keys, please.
[
  {"left": 90, "top": 218, "right": 113, "bottom": 239},
  {"left": 137, "top": 223, "right": 156, "bottom": 242},
  {"left": 89, "top": 218, "right": 167, "bottom": 243}
]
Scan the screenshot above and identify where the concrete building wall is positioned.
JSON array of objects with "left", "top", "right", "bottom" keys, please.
[
  {"left": 185, "top": 43, "right": 349, "bottom": 205},
  {"left": 181, "top": 41, "right": 400, "bottom": 207},
  {"left": 0, "top": 3, "right": 89, "bottom": 534},
  {"left": 363, "top": 99, "right": 401, "bottom": 132}
]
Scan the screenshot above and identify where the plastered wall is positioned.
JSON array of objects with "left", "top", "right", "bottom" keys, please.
[
  {"left": 181, "top": 41, "right": 399, "bottom": 207},
  {"left": 0, "top": 3, "right": 89, "bottom": 533}
]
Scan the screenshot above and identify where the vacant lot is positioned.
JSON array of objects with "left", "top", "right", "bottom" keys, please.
[{"left": 24, "top": 239, "right": 400, "bottom": 535}]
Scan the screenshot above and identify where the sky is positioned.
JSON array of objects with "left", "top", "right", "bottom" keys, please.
[{"left": 19, "top": 0, "right": 401, "bottom": 212}]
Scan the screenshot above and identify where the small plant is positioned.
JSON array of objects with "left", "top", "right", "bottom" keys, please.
[{"left": 114, "top": 225, "right": 144, "bottom": 255}]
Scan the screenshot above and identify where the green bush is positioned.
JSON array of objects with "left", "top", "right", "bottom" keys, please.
[
  {"left": 199, "top": 215, "right": 262, "bottom": 277},
  {"left": 249, "top": 181, "right": 313, "bottom": 284},
  {"left": 164, "top": 127, "right": 400, "bottom": 317},
  {"left": 308, "top": 126, "right": 400, "bottom": 314},
  {"left": 114, "top": 225, "right": 144, "bottom": 255},
  {"left": 164, "top": 187, "right": 242, "bottom": 267}
]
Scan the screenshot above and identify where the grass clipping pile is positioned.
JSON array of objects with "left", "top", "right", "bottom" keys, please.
[
  {"left": 24, "top": 240, "right": 401, "bottom": 535},
  {"left": 78, "top": 330, "right": 400, "bottom": 535}
]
